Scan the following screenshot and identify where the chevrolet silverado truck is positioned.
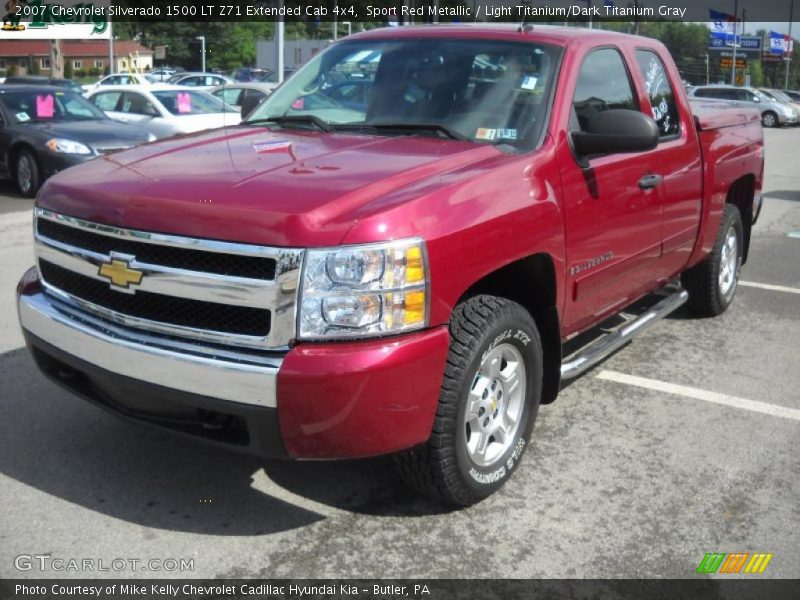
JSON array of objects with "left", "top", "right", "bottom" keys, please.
[{"left": 17, "top": 25, "right": 764, "bottom": 506}]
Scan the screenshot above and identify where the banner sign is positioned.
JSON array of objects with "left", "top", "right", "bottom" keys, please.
[
  {"left": 0, "top": 0, "right": 110, "bottom": 39},
  {"left": 709, "top": 35, "right": 762, "bottom": 53}
]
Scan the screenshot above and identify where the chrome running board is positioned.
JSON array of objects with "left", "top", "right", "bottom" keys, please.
[{"left": 560, "top": 287, "right": 689, "bottom": 381}]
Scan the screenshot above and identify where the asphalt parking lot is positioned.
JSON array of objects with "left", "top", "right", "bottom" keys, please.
[{"left": 0, "top": 128, "right": 798, "bottom": 581}]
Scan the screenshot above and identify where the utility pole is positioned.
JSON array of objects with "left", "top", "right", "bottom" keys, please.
[
  {"left": 196, "top": 36, "right": 206, "bottom": 72},
  {"left": 108, "top": 15, "right": 114, "bottom": 74},
  {"left": 706, "top": 53, "right": 710, "bottom": 85},
  {"left": 333, "top": 0, "right": 337, "bottom": 41},
  {"left": 49, "top": 40, "right": 63, "bottom": 78},
  {"left": 786, "top": 0, "right": 795, "bottom": 89},
  {"left": 730, "top": 0, "right": 739, "bottom": 85}
]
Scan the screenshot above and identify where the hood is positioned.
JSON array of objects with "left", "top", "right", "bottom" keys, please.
[
  {"left": 25, "top": 120, "right": 151, "bottom": 150},
  {"left": 38, "top": 125, "right": 500, "bottom": 247}
]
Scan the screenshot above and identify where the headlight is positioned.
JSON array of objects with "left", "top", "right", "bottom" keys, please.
[
  {"left": 298, "top": 238, "right": 428, "bottom": 340},
  {"left": 45, "top": 138, "right": 92, "bottom": 155}
]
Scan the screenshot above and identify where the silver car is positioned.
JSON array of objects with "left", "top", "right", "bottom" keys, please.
[{"left": 689, "top": 85, "right": 798, "bottom": 127}]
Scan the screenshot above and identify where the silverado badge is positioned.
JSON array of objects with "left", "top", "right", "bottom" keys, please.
[{"left": 98, "top": 254, "right": 143, "bottom": 291}]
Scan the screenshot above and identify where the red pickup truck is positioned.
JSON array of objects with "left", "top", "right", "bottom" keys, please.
[{"left": 17, "top": 25, "right": 764, "bottom": 506}]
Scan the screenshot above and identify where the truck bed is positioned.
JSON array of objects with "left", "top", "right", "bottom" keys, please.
[{"left": 689, "top": 98, "right": 762, "bottom": 131}]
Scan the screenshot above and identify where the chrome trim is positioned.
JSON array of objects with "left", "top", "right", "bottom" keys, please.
[
  {"left": 36, "top": 238, "right": 279, "bottom": 308},
  {"left": 560, "top": 287, "right": 689, "bottom": 381},
  {"left": 19, "top": 290, "right": 281, "bottom": 408},
  {"left": 34, "top": 209, "right": 304, "bottom": 349},
  {"left": 40, "top": 281, "right": 270, "bottom": 347}
]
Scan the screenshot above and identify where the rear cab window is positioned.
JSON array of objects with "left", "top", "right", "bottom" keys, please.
[{"left": 634, "top": 49, "right": 680, "bottom": 138}]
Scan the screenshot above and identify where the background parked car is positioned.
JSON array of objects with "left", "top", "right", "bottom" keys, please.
[
  {"left": 82, "top": 73, "right": 150, "bottom": 95},
  {"left": 145, "top": 68, "right": 177, "bottom": 83},
  {"left": 688, "top": 85, "right": 798, "bottom": 127},
  {"left": 0, "top": 85, "right": 153, "bottom": 196},
  {"left": 4, "top": 75, "right": 83, "bottom": 94},
  {"left": 210, "top": 83, "right": 276, "bottom": 118},
  {"left": 87, "top": 84, "right": 239, "bottom": 139},
  {"left": 230, "top": 67, "right": 271, "bottom": 82},
  {"left": 165, "top": 72, "right": 234, "bottom": 90},
  {"left": 759, "top": 88, "right": 800, "bottom": 113},
  {"left": 783, "top": 90, "right": 800, "bottom": 102}
]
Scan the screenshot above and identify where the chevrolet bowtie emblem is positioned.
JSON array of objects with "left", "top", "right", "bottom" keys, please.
[{"left": 98, "top": 256, "right": 143, "bottom": 290}]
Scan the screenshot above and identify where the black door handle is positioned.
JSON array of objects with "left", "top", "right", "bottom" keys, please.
[{"left": 639, "top": 174, "right": 663, "bottom": 190}]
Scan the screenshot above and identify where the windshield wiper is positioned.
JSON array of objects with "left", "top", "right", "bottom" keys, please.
[
  {"left": 246, "top": 115, "right": 332, "bottom": 132},
  {"left": 336, "top": 122, "right": 467, "bottom": 141}
]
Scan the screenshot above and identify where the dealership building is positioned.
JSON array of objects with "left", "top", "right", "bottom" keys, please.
[{"left": 0, "top": 40, "right": 153, "bottom": 74}]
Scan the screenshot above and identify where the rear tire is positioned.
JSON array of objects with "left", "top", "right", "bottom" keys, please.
[
  {"left": 682, "top": 204, "right": 743, "bottom": 317},
  {"left": 15, "top": 149, "right": 40, "bottom": 198},
  {"left": 395, "top": 295, "right": 543, "bottom": 506}
]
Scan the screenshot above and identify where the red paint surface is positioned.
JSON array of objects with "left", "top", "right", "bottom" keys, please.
[{"left": 277, "top": 326, "right": 450, "bottom": 459}]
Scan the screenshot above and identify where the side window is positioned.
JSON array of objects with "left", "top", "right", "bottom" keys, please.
[
  {"left": 217, "top": 88, "right": 244, "bottom": 105},
  {"left": 634, "top": 49, "right": 680, "bottom": 138},
  {"left": 572, "top": 48, "right": 638, "bottom": 132},
  {"left": 91, "top": 92, "right": 122, "bottom": 112},
  {"left": 122, "top": 92, "right": 158, "bottom": 116},
  {"left": 739, "top": 90, "right": 756, "bottom": 102}
]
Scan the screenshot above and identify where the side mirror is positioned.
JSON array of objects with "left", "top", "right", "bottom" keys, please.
[
  {"left": 571, "top": 109, "right": 659, "bottom": 166},
  {"left": 751, "top": 96, "right": 761, "bottom": 103},
  {"left": 240, "top": 94, "right": 266, "bottom": 120}
]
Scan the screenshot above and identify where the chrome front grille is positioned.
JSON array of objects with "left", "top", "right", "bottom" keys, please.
[{"left": 34, "top": 208, "right": 303, "bottom": 349}]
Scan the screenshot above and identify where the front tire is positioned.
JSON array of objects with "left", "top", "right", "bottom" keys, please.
[
  {"left": 682, "top": 204, "right": 743, "bottom": 317},
  {"left": 762, "top": 111, "right": 778, "bottom": 128},
  {"left": 15, "top": 149, "right": 40, "bottom": 198},
  {"left": 395, "top": 295, "right": 543, "bottom": 506}
]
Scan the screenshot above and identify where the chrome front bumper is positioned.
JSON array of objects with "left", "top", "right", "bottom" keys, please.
[{"left": 18, "top": 290, "right": 282, "bottom": 408}]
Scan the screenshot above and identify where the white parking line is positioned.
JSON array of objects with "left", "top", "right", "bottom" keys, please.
[
  {"left": 597, "top": 370, "right": 800, "bottom": 422},
  {"left": 739, "top": 281, "right": 800, "bottom": 295}
]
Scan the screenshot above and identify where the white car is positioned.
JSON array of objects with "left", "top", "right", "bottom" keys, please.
[
  {"left": 165, "top": 72, "right": 235, "bottom": 91},
  {"left": 86, "top": 84, "right": 240, "bottom": 139},
  {"left": 81, "top": 73, "right": 150, "bottom": 95}
]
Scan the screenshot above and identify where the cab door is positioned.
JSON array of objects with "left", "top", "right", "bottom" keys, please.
[
  {"left": 632, "top": 48, "right": 702, "bottom": 277},
  {"left": 556, "top": 47, "right": 664, "bottom": 336}
]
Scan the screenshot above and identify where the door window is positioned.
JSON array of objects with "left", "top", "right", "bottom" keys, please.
[
  {"left": 634, "top": 49, "right": 679, "bottom": 138},
  {"left": 215, "top": 88, "right": 244, "bottom": 106},
  {"left": 91, "top": 91, "right": 122, "bottom": 112},
  {"left": 572, "top": 48, "right": 638, "bottom": 132},
  {"left": 121, "top": 92, "right": 158, "bottom": 116}
]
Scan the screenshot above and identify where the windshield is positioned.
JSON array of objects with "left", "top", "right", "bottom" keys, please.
[
  {"left": 1, "top": 90, "right": 107, "bottom": 123},
  {"left": 247, "top": 38, "right": 562, "bottom": 150},
  {"left": 152, "top": 90, "right": 237, "bottom": 116},
  {"left": 766, "top": 89, "right": 792, "bottom": 102}
]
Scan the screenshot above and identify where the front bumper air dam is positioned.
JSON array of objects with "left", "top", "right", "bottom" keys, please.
[
  {"left": 277, "top": 327, "right": 451, "bottom": 459},
  {"left": 17, "top": 268, "right": 451, "bottom": 459}
]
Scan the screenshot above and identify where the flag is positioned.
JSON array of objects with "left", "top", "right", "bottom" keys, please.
[
  {"left": 769, "top": 31, "right": 794, "bottom": 55},
  {"left": 709, "top": 9, "right": 737, "bottom": 40}
]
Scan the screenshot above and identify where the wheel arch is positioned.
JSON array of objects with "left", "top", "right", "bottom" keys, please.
[
  {"left": 9, "top": 142, "right": 40, "bottom": 183},
  {"left": 456, "top": 253, "right": 561, "bottom": 404},
  {"left": 726, "top": 174, "right": 755, "bottom": 264}
]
